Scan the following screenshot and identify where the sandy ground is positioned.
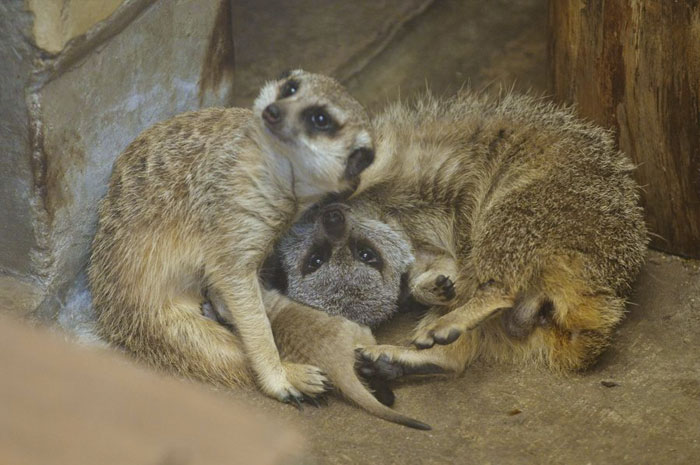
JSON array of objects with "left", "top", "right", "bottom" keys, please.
[
  {"left": 227, "top": 250, "right": 700, "bottom": 464},
  {"left": 225, "top": 3, "right": 700, "bottom": 463}
]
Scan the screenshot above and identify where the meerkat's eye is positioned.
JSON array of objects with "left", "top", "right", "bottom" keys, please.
[
  {"left": 279, "top": 80, "right": 299, "bottom": 99},
  {"left": 302, "top": 243, "right": 331, "bottom": 275},
  {"left": 311, "top": 111, "right": 330, "bottom": 129},
  {"left": 358, "top": 248, "right": 378, "bottom": 264},
  {"left": 303, "top": 253, "right": 324, "bottom": 274},
  {"left": 302, "top": 107, "right": 337, "bottom": 134}
]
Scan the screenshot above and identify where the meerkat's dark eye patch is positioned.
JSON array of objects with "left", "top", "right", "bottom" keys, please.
[
  {"left": 302, "top": 240, "right": 332, "bottom": 276},
  {"left": 351, "top": 239, "right": 383, "bottom": 271},
  {"left": 301, "top": 106, "right": 339, "bottom": 136},
  {"left": 279, "top": 80, "right": 299, "bottom": 99}
]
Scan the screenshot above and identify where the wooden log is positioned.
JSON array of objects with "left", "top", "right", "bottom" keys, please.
[{"left": 549, "top": 0, "right": 700, "bottom": 258}]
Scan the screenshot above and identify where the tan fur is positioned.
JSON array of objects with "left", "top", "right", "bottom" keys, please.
[
  {"left": 342, "top": 90, "right": 648, "bottom": 374},
  {"left": 88, "top": 70, "right": 374, "bottom": 402},
  {"left": 266, "top": 291, "right": 430, "bottom": 430}
]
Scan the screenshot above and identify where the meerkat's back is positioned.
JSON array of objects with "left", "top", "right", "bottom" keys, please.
[{"left": 354, "top": 91, "right": 647, "bottom": 372}]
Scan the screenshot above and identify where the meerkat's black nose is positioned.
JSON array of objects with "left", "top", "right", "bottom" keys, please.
[
  {"left": 263, "top": 104, "right": 282, "bottom": 125},
  {"left": 322, "top": 208, "right": 346, "bottom": 238}
]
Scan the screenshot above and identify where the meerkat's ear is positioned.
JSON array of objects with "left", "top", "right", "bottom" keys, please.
[{"left": 344, "top": 147, "right": 375, "bottom": 180}]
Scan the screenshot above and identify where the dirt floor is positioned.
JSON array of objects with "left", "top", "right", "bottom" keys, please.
[
  {"left": 225, "top": 3, "right": 700, "bottom": 463},
  {"left": 226, "top": 250, "right": 700, "bottom": 464}
]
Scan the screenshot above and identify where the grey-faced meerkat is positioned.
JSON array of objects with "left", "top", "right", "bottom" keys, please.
[
  {"left": 274, "top": 202, "right": 415, "bottom": 328},
  {"left": 88, "top": 70, "right": 376, "bottom": 404},
  {"left": 221, "top": 203, "right": 428, "bottom": 429},
  {"left": 328, "top": 90, "right": 648, "bottom": 377}
]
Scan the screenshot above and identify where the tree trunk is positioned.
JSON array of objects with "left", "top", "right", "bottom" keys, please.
[{"left": 549, "top": 0, "right": 700, "bottom": 258}]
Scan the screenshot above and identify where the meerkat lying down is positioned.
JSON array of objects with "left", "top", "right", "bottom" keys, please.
[
  {"left": 88, "top": 70, "right": 377, "bottom": 405},
  {"left": 203, "top": 202, "right": 431, "bottom": 429},
  {"left": 273, "top": 202, "right": 416, "bottom": 328},
  {"left": 270, "top": 90, "right": 647, "bottom": 392}
]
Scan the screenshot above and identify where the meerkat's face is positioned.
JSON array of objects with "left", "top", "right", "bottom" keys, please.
[
  {"left": 253, "top": 70, "right": 375, "bottom": 196},
  {"left": 277, "top": 203, "right": 414, "bottom": 327}
]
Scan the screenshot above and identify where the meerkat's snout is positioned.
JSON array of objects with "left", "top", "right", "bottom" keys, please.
[
  {"left": 321, "top": 205, "right": 347, "bottom": 240},
  {"left": 262, "top": 103, "right": 282, "bottom": 126}
]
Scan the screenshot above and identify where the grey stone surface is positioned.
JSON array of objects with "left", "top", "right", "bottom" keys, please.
[
  {"left": 346, "top": 0, "right": 548, "bottom": 110},
  {"left": 0, "top": 2, "right": 43, "bottom": 278},
  {"left": 231, "top": 0, "right": 434, "bottom": 107},
  {"left": 1, "top": 0, "right": 239, "bottom": 317},
  {"left": 35, "top": 0, "right": 232, "bottom": 315}
]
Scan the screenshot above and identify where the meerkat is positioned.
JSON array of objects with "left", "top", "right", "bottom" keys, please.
[
  {"left": 88, "top": 70, "right": 376, "bottom": 404},
  {"left": 316, "top": 90, "right": 648, "bottom": 377},
  {"left": 201, "top": 203, "right": 430, "bottom": 429},
  {"left": 274, "top": 202, "right": 415, "bottom": 328},
  {"left": 268, "top": 291, "right": 431, "bottom": 430}
]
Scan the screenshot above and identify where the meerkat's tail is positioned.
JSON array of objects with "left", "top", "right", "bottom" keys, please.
[{"left": 329, "top": 362, "right": 431, "bottom": 430}]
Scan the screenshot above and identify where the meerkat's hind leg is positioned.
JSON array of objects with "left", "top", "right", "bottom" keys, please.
[
  {"left": 355, "top": 345, "right": 453, "bottom": 381},
  {"left": 412, "top": 280, "right": 514, "bottom": 349},
  {"left": 500, "top": 291, "right": 554, "bottom": 340}
]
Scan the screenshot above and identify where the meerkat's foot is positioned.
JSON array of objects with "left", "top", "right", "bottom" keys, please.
[
  {"left": 355, "top": 345, "right": 452, "bottom": 381},
  {"left": 413, "top": 280, "right": 514, "bottom": 349},
  {"left": 412, "top": 272, "right": 457, "bottom": 306},
  {"left": 282, "top": 361, "right": 332, "bottom": 400},
  {"left": 258, "top": 362, "right": 330, "bottom": 407}
]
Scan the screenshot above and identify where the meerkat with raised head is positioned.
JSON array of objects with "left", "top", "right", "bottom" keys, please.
[
  {"left": 320, "top": 90, "right": 648, "bottom": 377},
  {"left": 88, "top": 70, "right": 376, "bottom": 404}
]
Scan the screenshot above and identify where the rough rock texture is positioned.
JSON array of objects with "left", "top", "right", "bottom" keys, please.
[
  {"left": 230, "top": 0, "right": 434, "bottom": 107},
  {"left": 2, "top": 0, "right": 234, "bottom": 317},
  {"left": 27, "top": 0, "right": 125, "bottom": 53},
  {"left": 0, "top": 0, "right": 439, "bottom": 319},
  {"left": 0, "top": 2, "right": 40, "bottom": 281},
  {"left": 346, "top": 0, "right": 548, "bottom": 110}
]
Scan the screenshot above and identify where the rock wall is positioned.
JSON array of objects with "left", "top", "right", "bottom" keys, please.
[{"left": 0, "top": 0, "right": 434, "bottom": 319}]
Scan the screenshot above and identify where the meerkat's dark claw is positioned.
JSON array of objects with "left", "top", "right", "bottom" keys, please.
[
  {"left": 435, "top": 275, "right": 456, "bottom": 300},
  {"left": 282, "top": 392, "right": 305, "bottom": 410},
  {"left": 302, "top": 394, "right": 322, "bottom": 408}
]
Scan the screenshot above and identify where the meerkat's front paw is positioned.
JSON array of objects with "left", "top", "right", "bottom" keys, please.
[
  {"left": 282, "top": 361, "right": 332, "bottom": 399},
  {"left": 412, "top": 272, "right": 456, "bottom": 306},
  {"left": 259, "top": 362, "right": 331, "bottom": 407}
]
